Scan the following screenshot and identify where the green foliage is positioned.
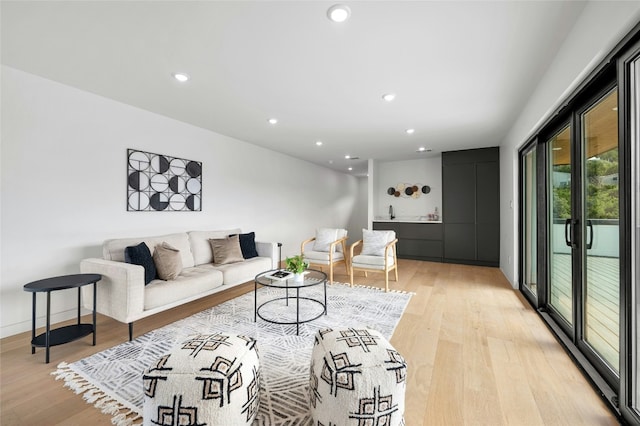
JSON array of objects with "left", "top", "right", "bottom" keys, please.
[
  {"left": 285, "top": 255, "right": 308, "bottom": 273},
  {"left": 552, "top": 156, "right": 618, "bottom": 220}
]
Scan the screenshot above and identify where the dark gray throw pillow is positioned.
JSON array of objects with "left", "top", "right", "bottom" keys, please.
[{"left": 124, "top": 242, "right": 156, "bottom": 285}]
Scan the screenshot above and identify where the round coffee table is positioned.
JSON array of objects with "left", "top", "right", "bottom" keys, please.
[
  {"left": 254, "top": 269, "right": 327, "bottom": 335},
  {"left": 23, "top": 273, "right": 101, "bottom": 363}
]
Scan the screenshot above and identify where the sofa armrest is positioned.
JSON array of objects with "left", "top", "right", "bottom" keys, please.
[
  {"left": 255, "top": 241, "right": 279, "bottom": 269},
  {"left": 80, "top": 258, "right": 146, "bottom": 324}
]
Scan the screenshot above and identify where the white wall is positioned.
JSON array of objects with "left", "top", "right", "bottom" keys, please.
[
  {"left": 345, "top": 176, "right": 369, "bottom": 245},
  {"left": 373, "top": 156, "right": 442, "bottom": 219},
  {"left": 0, "top": 66, "right": 363, "bottom": 338},
  {"left": 499, "top": 2, "right": 640, "bottom": 287}
]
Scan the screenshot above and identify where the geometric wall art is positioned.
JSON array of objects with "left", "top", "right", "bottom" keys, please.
[{"left": 127, "top": 149, "right": 202, "bottom": 211}]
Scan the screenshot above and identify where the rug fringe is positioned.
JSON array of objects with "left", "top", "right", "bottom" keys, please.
[
  {"left": 52, "top": 363, "right": 142, "bottom": 426},
  {"left": 333, "top": 281, "right": 416, "bottom": 295}
]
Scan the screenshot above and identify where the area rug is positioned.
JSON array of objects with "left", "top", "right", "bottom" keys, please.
[{"left": 53, "top": 282, "right": 412, "bottom": 426}]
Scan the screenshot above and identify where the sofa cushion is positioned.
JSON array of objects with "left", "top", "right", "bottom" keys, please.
[
  {"left": 210, "top": 235, "right": 244, "bottom": 265},
  {"left": 153, "top": 242, "right": 183, "bottom": 280},
  {"left": 144, "top": 266, "right": 224, "bottom": 310},
  {"left": 203, "top": 256, "right": 272, "bottom": 286},
  {"left": 124, "top": 242, "right": 156, "bottom": 285},
  {"left": 234, "top": 232, "right": 259, "bottom": 259},
  {"left": 188, "top": 229, "right": 242, "bottom": 266},
  {"left": 104, "top": 232, "right": 195, "bottom": 268}
]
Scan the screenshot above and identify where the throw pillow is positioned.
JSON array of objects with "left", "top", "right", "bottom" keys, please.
[
  {"left": 229, "top": 232, "right": 259, "bottom": 259},
  {"left": 209, "top": 235, "right": 244, "bottom": 265},
  {"left": 313, "top": 228, "right": 339, "bottom": 252},
  {"left": 361, "top": 229, "right": 395, "bottom": 257},
  {"left": 153, "top": 242, "right": 183, "bottom": 281},
  {"left": 124, "top": 242, "right": 156, "bottom": 285}
]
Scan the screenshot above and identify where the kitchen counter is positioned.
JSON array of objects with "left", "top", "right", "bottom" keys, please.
[
  {"left": 372, "top": 221, "right": 443, "bottom": 261},
  {"left": 373, "top": 216, "right": 442, "bottom": 224}
]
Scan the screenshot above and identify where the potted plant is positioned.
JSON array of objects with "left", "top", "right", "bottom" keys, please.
[{"left": 285, "top": 254, "right": 309, "bottom": 282}]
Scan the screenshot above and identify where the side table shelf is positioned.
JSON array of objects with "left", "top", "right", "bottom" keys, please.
[
  {"left": 31, "top": 324, "right": 95, "bottom": 348},
  {"left": 24, "top": 273, "right": 101, "bottom": 363}
]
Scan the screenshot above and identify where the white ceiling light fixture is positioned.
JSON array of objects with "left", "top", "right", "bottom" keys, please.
[
  {"left": 172, "top": 72, "right": 190, "bottom": 82},
  {"left": 405, "top": 128, "right": 415, "bottom": 134},
  {"left": 316, "top": 141, "right": 323, "bottom": 146},
  {"left": 348, "top": 167, "right": 353, "bottom": 171},
  {"left": 382, "top": 93, "right": 396, "bottom": 102},
  {"left": 268, "top": 118, "right": 278, "bottom": 125},
  {"left": 327, "top": 4, "right": 351, "bottom": 23},
  {"left": 344, "top": 154, "right": 351, "bottom": 159}
]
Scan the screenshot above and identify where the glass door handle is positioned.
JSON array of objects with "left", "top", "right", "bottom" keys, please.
[
  {"left": 565, "top": 218, "right": 572, "bottom": 247},
  {"left": 586, "top": 219, "right": 594, "bottom": 250}
]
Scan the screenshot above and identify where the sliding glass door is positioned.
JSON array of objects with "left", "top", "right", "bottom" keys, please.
[
  {"left": 580, "top": 88, "right": 620, "bottom": 373},
  {"left": 521, "top": 145, "right": 538, "bottom": 301},
  {"left": 632, "top": 52, "right": 640, "bottom": 420},
  {"left": 519, "top": 27, "right": 640, "bottom": 423},
  {"left": 620, "top": 39, "right": 640, "bottom": 424},
  {"left": 548, "top": 125, "right": 573, "bottom": 328},
  {"left": 543, "top": 88, "right": 620, "bottom": 384}
]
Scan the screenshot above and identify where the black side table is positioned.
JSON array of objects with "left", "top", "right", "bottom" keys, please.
[{"left": 23, "top": 273, "right": 101, "bottom": 363}]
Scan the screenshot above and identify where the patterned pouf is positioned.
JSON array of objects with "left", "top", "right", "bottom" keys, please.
[
  {"left": 142, "top": 333, "right": 260, "bottom": 426},
  {"left": 309, "top": 328, "right": 407, "bottom": 426}
]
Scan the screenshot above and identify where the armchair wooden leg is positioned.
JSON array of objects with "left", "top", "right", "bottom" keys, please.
[
  {"left": 394, "top": 266, "right": 399, "bottom": 281},
  {"left": 329, "top": 264, "right": 334, "bottom": 285},
  {"left": 385, "top": 271, "right": 389, "bottom": 293},
  {"left": 350, "top": 268, "right": 354, "bottom": 287}
]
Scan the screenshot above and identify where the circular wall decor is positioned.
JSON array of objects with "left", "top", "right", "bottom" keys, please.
[
  {"left": 127, "top": 149, "right": 202, "bottom": 212},
  {"left": 387, "top": 182, "right": 431, "bottom": 198}
]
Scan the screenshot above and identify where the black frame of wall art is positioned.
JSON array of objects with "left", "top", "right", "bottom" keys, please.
[{"left": 127, "top": 149, "right": 202, "bottom": 212}]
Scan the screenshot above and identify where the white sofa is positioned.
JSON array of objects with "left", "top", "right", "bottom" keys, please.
[{"left": 80, "top": 229, "right": 278, "bottom": 340}]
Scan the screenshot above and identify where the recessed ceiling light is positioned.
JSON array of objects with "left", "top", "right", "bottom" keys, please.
[
  {"left": 345, "top": 155, "right": 351, "bottom": 159},
  {"left": 348, "top": 167, "right": 353, "bottom": 171},
  {"left": 268, "top": 118, "right": 278, "bottom": 125},
  {"left": 406, "top": 128, "right": 415, "bottom": 134},
  {"left": 172, "top": 72, "right": 190, "bottom": 82},
  {"left": 382, "top": 93, "right": 396, "bottom": 102},
  {"left": 316, "top": 141, "right": 323, "bottom": 146},
  {"left": 417, "top": 147, "right": 426, "bottom": 152},
  {"left": 327, "top": 4, "right": 351, "bottom": 23}
]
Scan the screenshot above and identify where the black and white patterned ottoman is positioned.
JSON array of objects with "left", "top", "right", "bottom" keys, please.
[
  {"left": 309, "top": 328, "right": 407, "bottom": 426},
  {"left": 143, "top": 333, "right": 260, "bottom": 426}
]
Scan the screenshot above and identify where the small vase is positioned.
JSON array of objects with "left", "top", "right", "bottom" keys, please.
[{"left": 293, "top": 272, "right": 305, "bottom": 282}]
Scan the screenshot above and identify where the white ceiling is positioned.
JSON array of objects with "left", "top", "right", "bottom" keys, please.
[{"left": 1, "top": 1, "right": 587, "bottom": 176}]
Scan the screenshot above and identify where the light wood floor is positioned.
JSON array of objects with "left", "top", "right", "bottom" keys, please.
[{"left": 0, "top": 259, "right": 619, "bottom": 425}]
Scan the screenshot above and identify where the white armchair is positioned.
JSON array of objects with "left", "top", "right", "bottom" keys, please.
[
  {"left": 349, "top": 229, "right": 398, "bottom": 292},
  {"left": 301, "top": 228, "right": 349, "bottom": 285}
]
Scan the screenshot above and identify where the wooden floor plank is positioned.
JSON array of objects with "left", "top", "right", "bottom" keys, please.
[{"left": 0, "top": 259, "right": 618, "bottom": 425}]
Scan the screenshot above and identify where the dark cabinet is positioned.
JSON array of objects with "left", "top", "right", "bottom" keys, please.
[
  {"left": 372, "top": 222, "right": 443, "bottom": 262},
  {"left": 442, "top": 147, "right": 499, "bottom": 266}
]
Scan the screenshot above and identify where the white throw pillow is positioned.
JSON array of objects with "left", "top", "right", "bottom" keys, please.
[
  {"left": 313, "top": 228, "right": 339, "bottom": 252},
  {"left": 361, "top": 229, "right": 395, "bottom": 256}
]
